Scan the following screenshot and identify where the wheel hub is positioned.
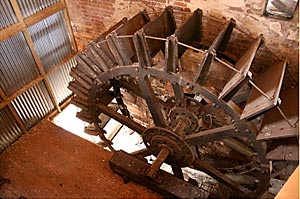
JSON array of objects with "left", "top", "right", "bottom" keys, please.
[
  {"left": 167, "top": 97, "right": 203, "bottom": 135},
  {"left": 143, "top": 127, "right": 194, "bottom": 167}
]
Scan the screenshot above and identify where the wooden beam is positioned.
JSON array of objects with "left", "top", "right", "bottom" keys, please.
[
  {"left": 44, "top": 78, "right": 62, "bottom": 112},
  {"left": 23, "top": 2, "right": 65, "bottom": 27},
  {"left": 61, "top": 0, "right": 78, "bottom": 52},
  {"left": 9, "top": 0, "right": 61, "bottom": 113},
  {"left": 22, "top": 30, "right": 64, "bottom": 113},
  {"left": 47, "top": 53, "right": 76, "bottom": 75},
  {"left": 275, "top": 166, "right": 299, "bottom": 199},
  {"left": 0, "top": 22, "right": 26, "bottom": 42},
  {"left": 10, "top": 0, "right": 45, "bottom": 76},
  {"left": 9, "top": 0, "right": 23, "bottom": 19},
  {"left": 1, "top": 1, "right": 65, "bottom": 43}
]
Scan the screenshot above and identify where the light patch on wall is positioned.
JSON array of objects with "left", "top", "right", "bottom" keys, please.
[
  {"left": 269, "top": 21, "right": 283, "bottom": 36},
  {"left": 103, "top": 0, "right": 153, "bottom": 28}
]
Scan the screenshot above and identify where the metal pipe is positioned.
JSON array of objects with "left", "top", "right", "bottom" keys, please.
[
  {"left": 178, "top": 41, "right": 205, "bottom": 53},
  {"left": 145, "top": 35, "right": 167, "bottom": 41},
  {"left": 248, "top": 80, "right": 273, "bottom": 101},
  {"left": 213, "top": 54, "right": 241, "bottom": 74},
  {"left": 276, "top": 106, "right": 297, "bottom": 128}
]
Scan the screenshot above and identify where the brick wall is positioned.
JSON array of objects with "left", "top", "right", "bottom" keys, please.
[{"left": 65, "top": 0, "right": 298, "bottom": 87}]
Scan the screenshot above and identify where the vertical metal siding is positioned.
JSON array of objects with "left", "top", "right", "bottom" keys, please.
[
  {"left": 47, "top": 58, "right": 76, "bottom": 104},
  {"left": 17, "top": 0, "right": 60, "bottom": 18},
  {"left": 28, "top": 11, "right": 73, "bottom": 72},
  {"left": 0, "top": 106, "right": 24, "bottom": 152},
  {"left": 0, "top": 32, "right": 40, "bottom": 96},
  {"left": 11, "top": 81, "right": 55, "bottom": 130},
  {"left": 0, "top": 0, "right": 18, "bottom": 30}
]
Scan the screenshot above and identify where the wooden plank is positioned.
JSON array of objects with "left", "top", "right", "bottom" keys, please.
[
  {"left": 175, "top": 8, "right": 202, "bottom": 58},
  {"left": 61, "top": 0, "right": 78, "bottom": 52},
  {"left": 267, "top": 141, "right": 299, "bottom": 161},
  {"left": 0, "top": 22, "right": 26, "bottom": 42},
  {"left": 218, "top": 35, "right": 262, "bottom": 100},
  {"left": 93, "top": 17, "right": 128, "bottom": 44},
  {"left": 23, "top": 2, "right": 65, "bottom": 27},
  {"left": 44, "top": 78, "right": 62, "bottom": 112},
  {"left": 275, "top": 166, "right": 299, "bottom": 199},
  {"left": 194, "top": 20, "right": 235, "bottom": 84},
  {"left": 1, "top": 0, "right": 23, "bottom": 42},
  {"left": 257, "top": 87, "right": 298, "bottom": 140},
  {"left": 241, "top": 60, "right": 286, "bottom": 120},
  {"left": 107, "top": 11, "right": 150, "bottom": 65},
  {"left": 143, "top": 6, "right": 176, "bottom": 57},
  {"left": 9, "top": 0, "right": 23, "bottom": 19}
]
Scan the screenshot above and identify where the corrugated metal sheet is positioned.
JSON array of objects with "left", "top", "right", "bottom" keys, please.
[
  {"left": 28, "top": 11, "right": 73, "bottom": 72},
  {"left": 0, "top": 106, "right": 24, "bottom": 152},
  {"left": 47, "top": 58, "right": 76, "bottom": 104},
  {"left": 0, "top": 32, "right": 40, "bottom": 96},
  {"left": 17, "top": 0, "right": 60, "bottom": 18},
  {"left": 0, "top": 0, "right": 17, "bottom": 30},
  {"left": 11, "top": 81, "right": 55, "bottom": 130}
]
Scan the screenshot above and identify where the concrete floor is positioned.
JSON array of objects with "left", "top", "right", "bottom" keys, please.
[{"left": 0, "top": 120, "right": 162, "bottom": 198}]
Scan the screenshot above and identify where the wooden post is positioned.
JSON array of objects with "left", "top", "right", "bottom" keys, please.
[
  {"left": 61, "top": 0, "right": 78, "bottom": 52},
  {"left": 10, "top": 0, "right": 62, "bottom": 113}
]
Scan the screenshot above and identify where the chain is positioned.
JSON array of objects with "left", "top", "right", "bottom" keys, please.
[
  {"left": 111, "top": 79, "right": 132, "bottom": 119},
  {"left": 217, "top": 161, "right": 259, "bottom": 175}
]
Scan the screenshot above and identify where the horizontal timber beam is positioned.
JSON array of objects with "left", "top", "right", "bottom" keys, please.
[{"left": 0, "top": 1, "right": 65, "bottom": 43}]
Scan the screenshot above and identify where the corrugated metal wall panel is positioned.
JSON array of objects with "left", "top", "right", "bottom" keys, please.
[
  {"left": 17, "top": 0, "right": 60, "bottom": 18},
  {"left": 11, "top": 81, "right": 55, "bottom": 130},
  {"left": 28, "top": 11, "right": 73, "bottom": 72},
  {"left": 47, "top": 58, "right": 76, "bottom": 104},
  {"left": 0, "top": 106, "right": 24, "bottom": 152},
  {"left": 0, "top": 0, "right": 18, "bottom": 30},
  {"left": 0, "top": 32, "right": 40, "bottom": 96}
]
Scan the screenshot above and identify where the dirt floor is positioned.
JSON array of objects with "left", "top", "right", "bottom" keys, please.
[{"left": 0, "top": 120, "right": 162, "bottom": 198}]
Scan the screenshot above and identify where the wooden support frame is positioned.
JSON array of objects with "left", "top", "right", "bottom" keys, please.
[
  {"left": 0, "top": 53, "right": 76, "bottom": 110},
  {"left": 0, "top": 0, "right": 78, "bottom": 152},
  {"left": 0, "top": 22, "right": 26, "bottom": 42},
  {"left": 1, "top": 1, "right": 65, "bottom": 43},
  {"left": 10, "top": 0, "right": 63, "bottom": 113},
  {"left": 61, "top": 0, "right": 78, "bottom": 52}
]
